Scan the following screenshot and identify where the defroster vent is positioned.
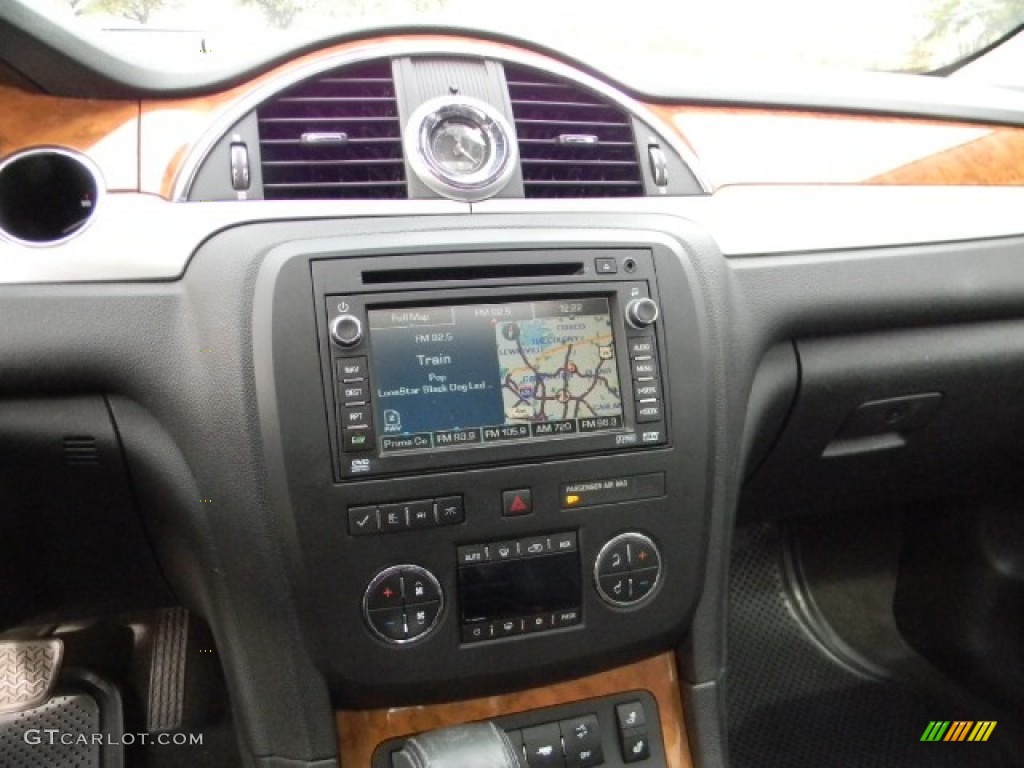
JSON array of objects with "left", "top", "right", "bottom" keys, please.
[
  {"left": 257, "top": 59, "right": 407, "bottom": 200},
  {"left": 505, "top": 64, "right": 643, "bottom": 198}
]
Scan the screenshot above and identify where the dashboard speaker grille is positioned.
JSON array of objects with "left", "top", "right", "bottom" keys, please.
[
  {"left": 504, "top": 64, "right": 643, "bottom": 198},
  {"left": 257, "top": 59, "right": 407, "bottom": 200}
]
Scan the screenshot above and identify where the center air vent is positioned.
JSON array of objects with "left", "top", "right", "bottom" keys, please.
[
  {"left": 257, "top": 59, "right": 407, "bottom": 200},
  {"left": 505, "top": 64, "right": 644, "bottom": 198}
]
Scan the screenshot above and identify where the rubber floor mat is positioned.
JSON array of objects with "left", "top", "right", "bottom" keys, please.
[
  {"left": 726, "top": 523, "right": 1016, "bottom": 768},
  {"left": 0, "top": 674, "right": 122, "bottom": 768}
]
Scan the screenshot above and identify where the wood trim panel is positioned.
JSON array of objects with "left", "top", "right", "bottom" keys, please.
[
  {"left": 0, "top": 85, "right": 139, "bottom": 191},
  {"left": 338, "top": 653, "right": 691, "bottom": 768},
  {"left": 647, "top": 105, "right": 1024, "bottom": 189}
]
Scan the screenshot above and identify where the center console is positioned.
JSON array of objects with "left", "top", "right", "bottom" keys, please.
[{"left": 257, "top": 221, "right": 713, "bottom": 706}]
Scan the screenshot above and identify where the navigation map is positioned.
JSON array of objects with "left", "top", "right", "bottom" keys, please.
[{"left": 497, "top": 310, "right": 622, "bottom": 423}]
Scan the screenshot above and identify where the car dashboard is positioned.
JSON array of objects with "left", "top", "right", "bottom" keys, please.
[{"left": 2, "top": 24, "right": 1024, "bottom": 768}]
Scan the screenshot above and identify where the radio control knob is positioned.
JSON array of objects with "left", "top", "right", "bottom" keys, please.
[
  {"left": 625, "top": 298, "right": 659, "bottom": 329},
  {"left": 331, "top": 314, "right": 364, "bottom": 347}
]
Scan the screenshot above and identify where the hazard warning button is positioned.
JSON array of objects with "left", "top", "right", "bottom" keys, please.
[{"left": 502, "top": 489, "right": 533, "bottom": 516}]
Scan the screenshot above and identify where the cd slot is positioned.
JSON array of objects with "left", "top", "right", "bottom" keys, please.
[{"left": 361, "top": 262, "right": 584, "bottom": 284}]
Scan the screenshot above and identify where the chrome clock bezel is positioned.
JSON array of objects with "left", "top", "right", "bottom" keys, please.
[{"left": 404, "top": 96, "right": 518, "bottom": 203}]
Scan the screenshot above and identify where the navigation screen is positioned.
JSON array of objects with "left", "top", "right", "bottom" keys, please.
[{"left": 367, "top": 298, "right": 624, "bottom": 452}]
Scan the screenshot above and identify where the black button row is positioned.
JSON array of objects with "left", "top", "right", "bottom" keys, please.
[
  {"left": 336, "top": 356, "right": 375, "bottom": 452},
  {"left": 348, "top": 496, "right": 464, "bottom": 536},
  {"left": 507, "top": 713, "right": 604, "bottom": 768},
  {"left": 462, "top": 608, "right": 581, "bottom": 643},
  {"left": 628, "top": 338, "right": 662, "bottom": 424},
  {"left": 457, "top": 531, "right": 577, "bottom": 566},
  {"left": 615, "top": 701, "right": 651, "bottom": 763}
]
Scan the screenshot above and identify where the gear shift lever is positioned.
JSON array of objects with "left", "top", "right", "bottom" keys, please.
[{"left": 393, "top": 722, "right": 522, "bottom": 768}]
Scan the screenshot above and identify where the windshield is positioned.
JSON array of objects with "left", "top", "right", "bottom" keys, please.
[{"left": 23, "top": 0, "right": 1024, "bottom": 83}]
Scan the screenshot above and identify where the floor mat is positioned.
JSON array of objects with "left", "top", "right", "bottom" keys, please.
[
  {"left": 726, "top": 523, "right": 1016, "bottom": 768},
  {"left": 0, "top": 671, "right": 122, "bottom": 768}
]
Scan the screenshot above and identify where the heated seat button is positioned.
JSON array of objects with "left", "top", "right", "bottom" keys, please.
[
  {"left": 560, "top": 715, "right": 603, "bottom": 767},
  {"left": 598, "top": 574, "right": 631, "bottom": 603},
  {"left": 615, "top": 701, "right": 647, "bottom": 731},
  {"left": 366, "top": 570, "right": 403, "bottom": 610},
  {"left": 406, "top": 601, "right": 440, "bottom": 638},
  {"left": 620, "top": 729, "right": 650, "bottom": 763},
  {"left": 523, "top": 723, "right": 564, "bottom": 768},
  {"left": 596, "top": 540, "right": 630, "bottom": 575},
  {"left": 403, "top": 569, "right": 441, "bottom": 604}
]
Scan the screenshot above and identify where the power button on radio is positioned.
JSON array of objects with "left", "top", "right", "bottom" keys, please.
[{"left": 331, "top": 313, "right": 364, "bottom": 347}]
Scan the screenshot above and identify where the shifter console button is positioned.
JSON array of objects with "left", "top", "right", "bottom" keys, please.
[
  {"left": 523, "top": 723, "right": 564, "bottom": 768},
  {"left": 560, "top": 715, "right": 603, "bottom": 767}
]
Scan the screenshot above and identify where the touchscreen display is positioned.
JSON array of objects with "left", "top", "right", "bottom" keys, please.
[{"left": 368, "top": 298, "right": 623, "bottom": 452}]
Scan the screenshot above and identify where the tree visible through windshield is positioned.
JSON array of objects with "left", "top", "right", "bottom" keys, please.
[{"left": 32, "top": 0, "right": 1024, "bottom": 76}]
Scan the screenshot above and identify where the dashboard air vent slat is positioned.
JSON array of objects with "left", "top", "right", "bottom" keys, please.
[
  {"left": 257, "top": 59, "right": 407, "bottom": 200},
  {"left": 505, "top": 64, "right": 643, "bottom": 198}
]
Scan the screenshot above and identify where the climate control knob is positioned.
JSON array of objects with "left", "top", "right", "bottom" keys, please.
[
  {"left": 625, "top": 298, "right": 659, "bottom": 329},
  {"left": 363, "top": 565, "right": 443, "bottom": 644},
  {"left": 331, "top": 314, "right": 364, "bottom": 347}
]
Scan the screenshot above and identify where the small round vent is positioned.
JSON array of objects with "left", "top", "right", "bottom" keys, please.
[{"left": 0, "top": 148, "right": 102, "bottom": 246}]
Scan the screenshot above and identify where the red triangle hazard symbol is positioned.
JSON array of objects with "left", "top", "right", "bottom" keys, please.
[{"left": 510, "top": 495, "right": 528, "bottom": 512}]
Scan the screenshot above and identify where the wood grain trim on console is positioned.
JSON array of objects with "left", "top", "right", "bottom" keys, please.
[
  {"left": 338, "top": 653, "right": 691, "bottom": 768},
  {"left": 0, "top": 85, "right": 139, "bottom": 191},
  {"left": 647, "top": 105, "right": 1024, "bottom": 189}
]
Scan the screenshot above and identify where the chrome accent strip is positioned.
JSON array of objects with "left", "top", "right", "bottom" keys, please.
[
  {"left": 0, "top": 147, "right": 105, "bottom": 248},
  {"left": 170, "top": 39, "right": 715, "bottom": 200}
]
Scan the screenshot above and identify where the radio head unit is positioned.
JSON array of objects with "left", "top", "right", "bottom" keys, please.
[{"left": 320, "top": 262, "right": 668, "bottom": 479}]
